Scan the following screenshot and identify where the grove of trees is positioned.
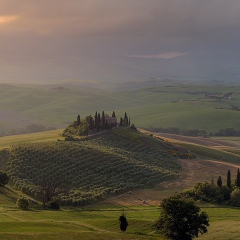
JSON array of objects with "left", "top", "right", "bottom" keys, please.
[{"left": 62, "top": 110, "right": 131, "bottom": 138}]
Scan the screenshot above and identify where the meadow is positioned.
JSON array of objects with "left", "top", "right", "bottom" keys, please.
[
  {"left": 1, "top": 186, "right": 240, "bottom": 239},
  {"left": 2, "top": 82, "right": 240, "bottom": 136},
  {"left": 1, "top": 128, "right": 240, "bottom": 239}
]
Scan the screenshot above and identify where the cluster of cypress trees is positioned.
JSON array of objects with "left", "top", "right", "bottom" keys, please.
[
  {"left": 76, "top": 111, "right": 130, "bottom": 130},
  {"left": 217, "top": 169, "right": 240, "bottom": 188}
]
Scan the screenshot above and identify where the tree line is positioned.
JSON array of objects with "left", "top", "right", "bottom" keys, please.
[{"left": 147, "top": 127, "right": 240, "bottom": 137}]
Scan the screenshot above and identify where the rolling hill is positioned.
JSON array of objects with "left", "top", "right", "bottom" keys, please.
[
  {"left": 2, "top": 127, "right": 185, "bottom": 206},
  {"left": 2, "top": 82, "right": 240, "bottom": 136}
]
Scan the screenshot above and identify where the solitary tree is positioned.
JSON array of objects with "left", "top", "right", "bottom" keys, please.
[
  {"left": 119, "top": 213, "right": 128, "bottom": 232},
  {"left": 112, "top": 111, "right": 116, "bottom": 118},
  {"left": 34, "top": 175, "right": 68, "bottom": 208},
  {"left": 236, "top": 169, "right": 240, "bottom": 187},
  {"left": 227, "top": 170, "right": 231, "bottom": 189},
  {"left": 155, "top": 195, "right": 209, "bottom": 240},
  {"left": 217, "top": 176, "right": 222, "bottom": 188},
  {"left": 0, "top": 171, "right": 9, "bottom": 187}
]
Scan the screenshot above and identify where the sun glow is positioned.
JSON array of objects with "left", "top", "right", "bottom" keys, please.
[{"left": 0, "top": 15, "right": 18, "bottom": 24}]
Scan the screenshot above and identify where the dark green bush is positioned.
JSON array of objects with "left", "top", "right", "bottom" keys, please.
[
  {"left": 16, "top": 197, "right": 29, "bottom": 210},
  {"left": 47, "top": 201, "right": 60, "bottom": 210}
]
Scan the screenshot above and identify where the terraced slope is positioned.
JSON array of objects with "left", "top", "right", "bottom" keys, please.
[{"left": 5, "top": 127, "right": 182, "bottom": 205}]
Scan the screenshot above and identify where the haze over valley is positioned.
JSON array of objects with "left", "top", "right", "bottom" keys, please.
[{"left": 1, "top": 1, "right": 240, "bottom": 239}]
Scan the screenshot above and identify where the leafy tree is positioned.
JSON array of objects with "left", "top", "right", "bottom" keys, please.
[
  {"left": 119, "top": 214, "right": 128, "bottom": 232},
  {"left": 217, "top": 176, "right": 222, "bottom": 188},
  {"left": 236, "top": 168, "right": 240, "bottom": 187},
  {"left": 220, "top": 185, "right": 232, "bottom": 201},
  {"left": 229, "top": 188, "right": 240, "bottom": 206},
  {"left": 34, "top": 175, "right": 68, "bottom": 208},
  {"left": 155, "top": 195, "right": 209, "bottom": 240},
  {"left": 227, "top": 170, "right": 231, "bottom": 189},
  {"left": 0, "top": 171, "right": 9, "bottom": 187},
  {"left": 16, "top": 197, "right": 29, "bottom": 210}
]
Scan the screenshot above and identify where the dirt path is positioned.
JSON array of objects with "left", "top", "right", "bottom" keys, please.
[{"left": 102, "top": 159, "right": 240, "bottom": 206}]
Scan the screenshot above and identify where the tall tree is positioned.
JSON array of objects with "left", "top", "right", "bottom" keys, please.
[
  {"left": 227, "top": 170, "right": 231, "bottom": 189},
  {"left": 112, "top": 111, "right": 116, "bottom": 118},
  {"left": 128, "top": 117, "right": 131, "bottom": 126},
  {"left": 236, "top": 168, "right": 240, "bottom": 187},
  {"left": 102, "top": 111, "right": 105, "bottom": 130},
  {"left": 217, "top": 176, "right": 222, "bottom": 188},
  {"left": 77, "top": 114, "right": 81, "bottom": 126},
  {"left": 95, "top": 111, "right": 100, "bottom": 132},
  {"left": 124, "top": 112, "right": 128, "bottom": 125},
  {"left": 120, "top": 117, "right": 123, "bottom": 126},
  {"left": 98, "top": 113, "right": 101, "bottom": 130}
]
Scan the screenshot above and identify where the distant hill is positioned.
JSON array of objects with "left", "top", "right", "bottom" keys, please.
[
  {"left": 2, "top": 82, "right": 240, "bottom": 137},
  {"left": 3, "top": 127, "right": 186, "bottom": 206}
]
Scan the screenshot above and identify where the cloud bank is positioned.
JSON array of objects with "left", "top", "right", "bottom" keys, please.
[{"left": 0, "top": 0, "right": 239, "bottom": 82}]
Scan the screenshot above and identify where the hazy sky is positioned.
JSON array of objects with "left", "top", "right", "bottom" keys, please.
[{"left": 0, "top": 0, "right": 240, "bottom": 83}]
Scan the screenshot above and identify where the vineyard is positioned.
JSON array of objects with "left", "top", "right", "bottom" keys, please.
[{"left": 4, "top": 127, "right": 186, "bottom": 206}]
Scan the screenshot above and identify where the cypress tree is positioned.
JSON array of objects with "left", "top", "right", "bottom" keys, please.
[
  {"left": 98, "top": 113, "right": 101, "bottom": 130},
  {"left": 89, "top": 115, "right": 94, "bottom": 130},
  {"left": 119, "top": 214, "right": 128, "bottom": 232},
  {"left": 236, "top": 168, "right": 240, "bottom": 187},
  {"left": 94, "top": 111, "right": 98, "bottom": 128},
  {"left": 120, "top": 117, "right": 123, "bottom": 126},
  {"left": 102, "top": 111, "right": 105, "bottom": 130},
  {"left": 217, "top": 176, "right": 222, "bottom": 188},
  {"left": 77, "top": 114, "right": 81, "bottom": 126},
  {"left": 124, "top": 112, "right": 128, "bottom": 125},
  {"left": 112, "top": 111, "right": 116, "bottom": 118},
  {"left": 227, "top": 170, "right": 231, "bottom": 189},
  {"left": 128, "top": 117, "right": 131, "bottom": 126}
]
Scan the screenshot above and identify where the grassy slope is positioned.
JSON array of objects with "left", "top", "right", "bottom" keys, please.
[
  {"left": 0, "top": 129, "right": 64, "bottom": 150},
  {"left": 2, "top": 83, "right": 240, "bottom": 135},
  {"left": 177, "top": 142, "right": 240, "bottom": 164},
  {"left": 0, "top": 198, "right": 240, "bottom": 239},
  {"left": 5, "top": 127, "right": 181, "bottom": 205}
]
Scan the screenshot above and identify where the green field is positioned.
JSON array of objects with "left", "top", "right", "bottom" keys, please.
[
  {"left": 2, "top": 83, "right": 240, "bottom": 136},
  {"left": 1, "top": 129, "right": 240, "bottom": 239},
  {"left": 1, "top": 189, "right": 240, "bottom": 240},
  {"left": 0, "top": 129, "right": 64, "bottom": 150}
]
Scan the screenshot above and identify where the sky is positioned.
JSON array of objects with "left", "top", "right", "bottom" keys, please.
[{"left": 0, "top": 0, "right": 240, "bottom": 84}]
